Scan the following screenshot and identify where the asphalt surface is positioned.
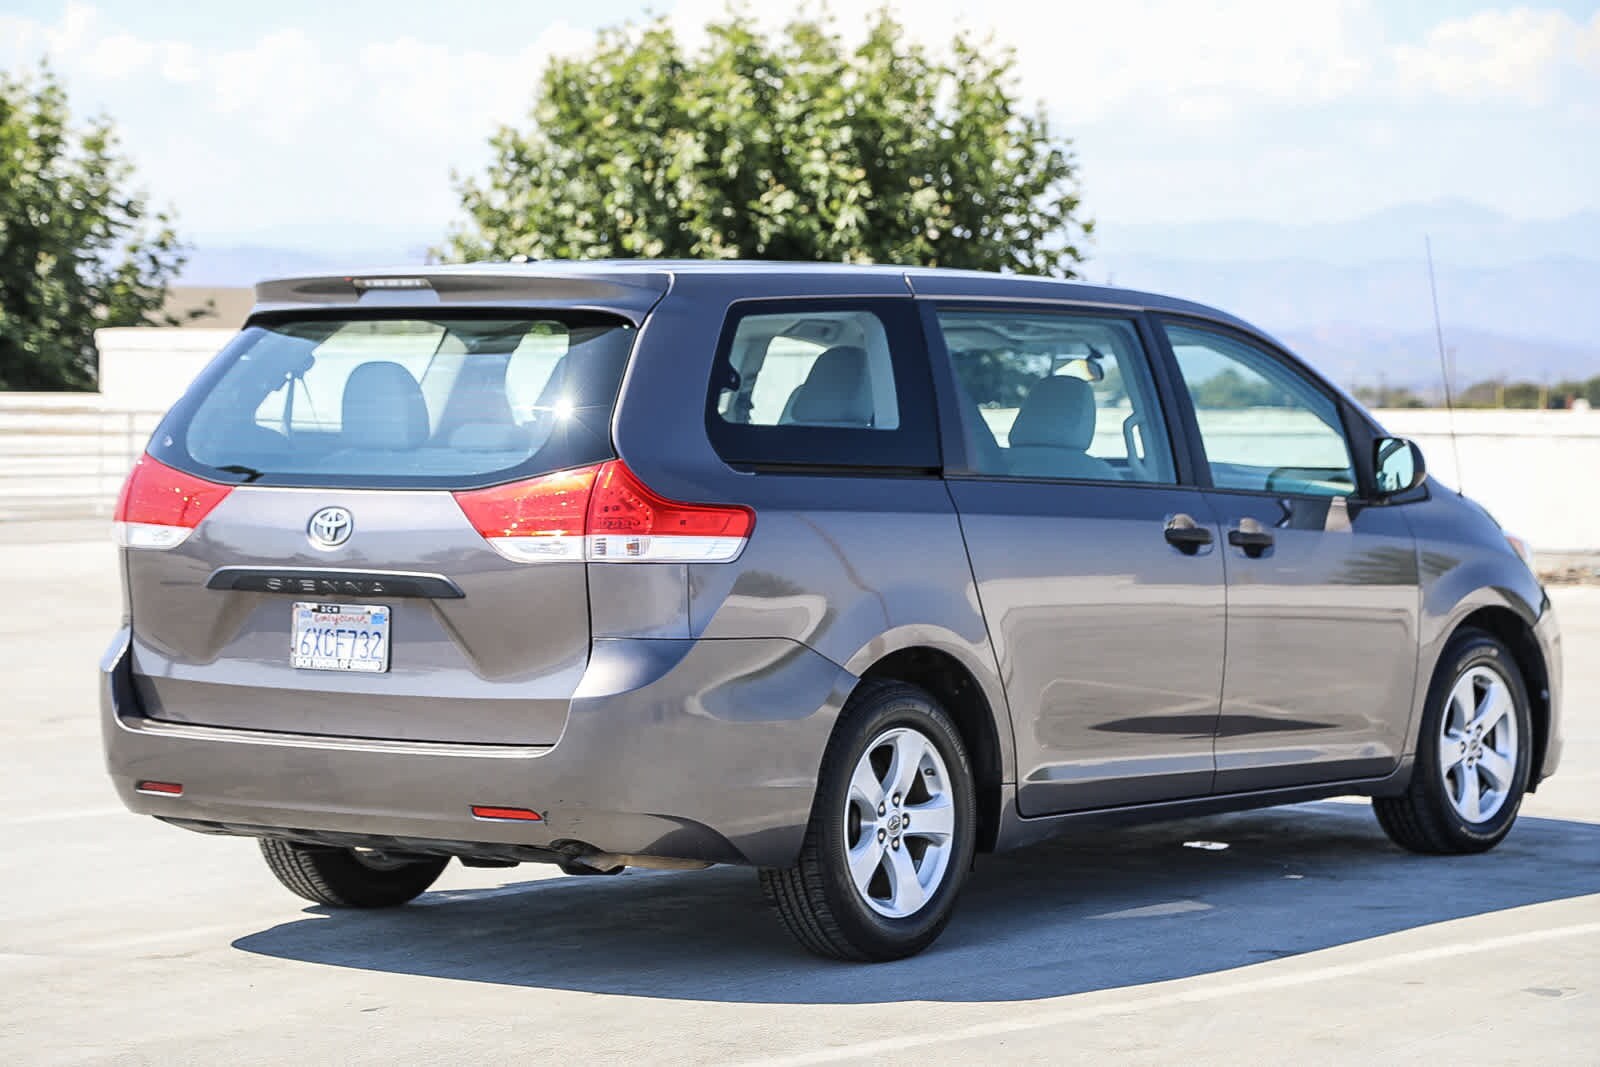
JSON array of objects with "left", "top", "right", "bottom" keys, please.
[{"left": 3, "top": 540, "right": 1596, "bottom": 1065}]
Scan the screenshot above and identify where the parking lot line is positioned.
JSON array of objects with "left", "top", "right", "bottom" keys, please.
[
  {"left": 1, "top": 807, "right": 125, "bottom": 826},
  {"left": 753, "top": 913, "right": 1600, "bottom": 1067}
]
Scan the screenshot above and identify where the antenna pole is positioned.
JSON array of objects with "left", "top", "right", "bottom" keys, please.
[{"left": 1426, "top": 235, "right": 1464, "bottom": 494}]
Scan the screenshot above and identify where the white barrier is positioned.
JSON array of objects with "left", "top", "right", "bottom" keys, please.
[
  {"left": 0, "top": 395, "right": 162, "bottom": 520},
  {"left": 1375, "top": 409, "right": 1600, "bottom": 554},
  {"left": 95, "top": 327, "right": 235, "bottom": 413}
]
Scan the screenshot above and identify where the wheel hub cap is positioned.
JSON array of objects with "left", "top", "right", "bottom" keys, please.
[
  {"left": 1438, "top": 664, "right": 1519, "bottom": 824},
  {"left": 843, "top": 726, "right": 956, "bottom": 919}
]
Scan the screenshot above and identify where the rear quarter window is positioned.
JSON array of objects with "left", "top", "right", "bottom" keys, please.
[{"left": 706, "top": 299, "right": 938, "bottom": 470}]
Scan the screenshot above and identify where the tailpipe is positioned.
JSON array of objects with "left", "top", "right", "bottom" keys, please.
[{"left": 552, "top": 841, "right": 713, "bottom": 875}]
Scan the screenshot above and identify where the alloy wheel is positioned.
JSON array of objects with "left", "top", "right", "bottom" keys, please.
[
  {"left": 842, "top": 726, "right": 957, "bottom": 918},
  {"left": 1438, "top": 664, "right": 1519, "bottom": 824}
]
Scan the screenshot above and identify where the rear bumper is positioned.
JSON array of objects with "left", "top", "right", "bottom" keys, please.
[{"left": 101, "top": 629, "right": 854, "bottom": 868}]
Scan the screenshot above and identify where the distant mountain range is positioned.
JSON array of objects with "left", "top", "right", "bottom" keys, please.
[
  {"left": 1090, "top": 200, "right": 1600, "bottom": 390},
  {"left": 1092, "top": 199, "right": 1600, "bottom": 268},
  {"left": 1094, "top": 256, "right": 1600, "bottom": 389},
  {"left": 179, "top": 240, "right": 433, "bottom": 288},
  {"left": 179, "top": 202, "right": 1600, "bottom": 391},
  {"left": 1276, "top": 326, "right": 1599, "bottom": 396}
]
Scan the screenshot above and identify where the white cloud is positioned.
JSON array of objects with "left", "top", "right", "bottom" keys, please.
[
  {"left": 1393, "top": 8, "right": 1600, "bottom": 104},
  {"left": 661, "top": 0, "right": 1384, "bottom": 123},
  {"left": 1, "top": 1, "right": 1596, "bottom": 240},
  {"left": 1, "top": 7, "right": 588, "bottom": 144},
  {"left": 665, "top": 2, "right": 1598, "bottom": 120},
  {"left": 0, "top": 3, "right": 592, "bottom": 237}
]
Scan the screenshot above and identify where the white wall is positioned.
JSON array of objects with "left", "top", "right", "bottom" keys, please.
[
  {"left": 0, "top": 394, "right": 163, "bottom": 520},
  {"left": 1375, "top": 408, "right": 1600, "bottom": 554},
  {"left": 94, "top": 327, "right": 235, "bottom": 412}
]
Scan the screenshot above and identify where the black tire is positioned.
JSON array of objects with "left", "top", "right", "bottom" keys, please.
[
  {"left": 759, "top": 679, "right": 977, "bottom": 962},
  {"left": 1374, "top": 629, "right": 1533, "bottom": 854},
  {"left": 259, "top": 839, "right": 449, "bottom": 908}
]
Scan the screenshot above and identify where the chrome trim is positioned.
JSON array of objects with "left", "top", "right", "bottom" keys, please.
[
  {"left": 124, "top": 716, "right": 552, "bottom": 759},
  {"left": 204, "top": 566, "right": 465, "bottom": 599}
]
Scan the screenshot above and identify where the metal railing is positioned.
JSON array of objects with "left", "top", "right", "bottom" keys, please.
[{"left": 0, "top": 405, "right": 165, "bottom": 521}]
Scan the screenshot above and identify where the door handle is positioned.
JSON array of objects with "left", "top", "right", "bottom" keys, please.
[
  {"left": 1227, "top": 518, "right": 1274, "bottom": 558},
  {"left": 1163, "top": 513, "right": 1213, "bottom": 554}
]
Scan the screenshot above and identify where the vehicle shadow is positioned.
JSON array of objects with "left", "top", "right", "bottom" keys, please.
[{"left": 232, "top": 802, "right": 1600, "bottom": 1004}]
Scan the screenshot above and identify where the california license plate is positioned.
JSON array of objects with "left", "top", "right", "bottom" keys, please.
[{"left": 291, "top": 603, "right": 390, "bottom": 673}]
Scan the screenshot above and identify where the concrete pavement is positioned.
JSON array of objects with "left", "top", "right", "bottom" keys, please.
[{"left": 2, "top": 541, "right": 1595, "bottom": 1064}]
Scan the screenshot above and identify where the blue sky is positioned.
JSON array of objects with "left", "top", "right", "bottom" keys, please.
[{"left": 3, "top": 1, "right": 1598, "bottom": 254}]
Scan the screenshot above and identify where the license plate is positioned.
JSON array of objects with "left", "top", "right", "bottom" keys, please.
[{"left": 291, "top": 602, "right": 390, "bottom": 673}]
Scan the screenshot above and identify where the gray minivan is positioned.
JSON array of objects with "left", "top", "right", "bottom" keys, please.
[{"left": 102, "top": 262, "right": 1562, "bottom": 961}]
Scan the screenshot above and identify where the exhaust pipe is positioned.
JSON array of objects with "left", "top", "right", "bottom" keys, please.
[{"left": 554, "top": 842, "right": 713, "bottom": 875}]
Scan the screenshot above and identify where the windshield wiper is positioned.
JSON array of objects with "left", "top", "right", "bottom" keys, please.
[{"left": 215, "top": 464, "right": 265, "bottom": 483}]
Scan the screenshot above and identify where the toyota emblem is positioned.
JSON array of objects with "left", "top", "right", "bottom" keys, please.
[{"left": 307, "top": 506, "right": 354, "bottom": 548}]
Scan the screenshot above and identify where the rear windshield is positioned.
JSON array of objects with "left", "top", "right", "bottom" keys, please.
[{"left": 149, "top": 312, "right": 635, "bottom": 489}]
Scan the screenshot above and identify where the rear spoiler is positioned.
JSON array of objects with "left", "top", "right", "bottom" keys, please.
[{"left": 250, "top": 266, "right": 672, "bottom": 324}]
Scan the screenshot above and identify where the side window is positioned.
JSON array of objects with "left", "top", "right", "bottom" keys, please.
[
  {"left": 936, "top": 309, "right": 1175, "bottom": 484},
  {"left": 707, "top": 301, "right": 937, "bottom": 469},
  {"left": 1164, "top": 322, "right": 1356, "bottom": 498},
  {"left": 715, "top": 309, "right": 900, "bottom": 430}
]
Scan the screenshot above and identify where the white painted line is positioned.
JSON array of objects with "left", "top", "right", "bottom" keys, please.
[
  {"left": 1, "top": 807, "right": 125, "bottom": 826},
  {"left": 1091, "top": 900, "right": 1213, "bottom": 920},
  {"left": 751, "top": 918, "right": 1600, "bottom": 1067}
]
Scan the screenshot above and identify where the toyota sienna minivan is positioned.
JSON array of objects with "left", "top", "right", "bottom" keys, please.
[{"left": 102, "top": 262, "right": 1562, "bottom": 961}]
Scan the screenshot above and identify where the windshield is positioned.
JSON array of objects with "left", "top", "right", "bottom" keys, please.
[{"left": 148, "top": 312, "right": 635, "bottom": 489}]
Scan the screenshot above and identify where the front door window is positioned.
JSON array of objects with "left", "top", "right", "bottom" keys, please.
[{"left": 1164, "top": 323, "right": 1356, "bottom": 498}]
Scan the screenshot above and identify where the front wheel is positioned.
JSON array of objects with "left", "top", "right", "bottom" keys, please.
[
  {"left": 260, "top": 839, "right": 449, "bottom": 908},
  {"left": 760, "top": 680, "right": 977, "bottom": 961},
  {"left": 1374, "top": 629, "right": 1533, "bottom": 854}
]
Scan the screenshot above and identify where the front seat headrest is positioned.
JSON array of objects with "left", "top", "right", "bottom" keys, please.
[
  {"left": 783, "top": 345, "right": 874, "bottom": 427},
  {"left": 1008, "top": 375, "right": 1097, "bottom": 452},
  {"left": 341, "top": 361, "right": 429, "bottom": 450}
]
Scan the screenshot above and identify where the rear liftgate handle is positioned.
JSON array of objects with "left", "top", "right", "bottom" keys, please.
[
  {"left": 1163, "top": 513, "right": 1214, "bottom": 555},
  {"left": 1227, "top": 516, "right": 1275, "bottom": 558}
]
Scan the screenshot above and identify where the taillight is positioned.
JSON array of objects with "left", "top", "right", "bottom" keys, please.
[
  {"left": 450, "top": 465, "right": 599, "bottom": 563},
  {"left": 587, "top": 460, "right": 754, "bottom": 562},
  {"left": 453, "top": 460, "right": 754, "bottom": 564},
  {"left": 113, "top": 455, "right": 233, "bottom": 550}
]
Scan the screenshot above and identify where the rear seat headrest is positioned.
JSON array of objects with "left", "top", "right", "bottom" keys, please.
[{"left": 341, "top": 361, "right": 429, "bottom": 451}]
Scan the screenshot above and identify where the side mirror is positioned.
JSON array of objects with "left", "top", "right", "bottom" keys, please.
[{"left": 1373, "top": 436, "right": 1426, "bottom": 496}]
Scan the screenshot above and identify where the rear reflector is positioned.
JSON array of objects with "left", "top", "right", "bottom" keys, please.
[
  {"left": 453, "top": 459, "right": 754, "bottom": 564},
  {"left": 136, "top": 780, "right": 184, "bottom": 796},
  {"left": 113, "top": 455, "right": 233, "bottom": 550},
  {"left": 470, "top": 805, "right": 543, "bottom": 821}
]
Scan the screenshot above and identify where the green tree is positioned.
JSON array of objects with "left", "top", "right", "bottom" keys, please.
[
  {"left": 1352, "top": 384, "right": 1425, "bottom": 409},
  {"left": 1455, "top": 380, "right": 1501, "bottom": 408},
  {"left": 0, "top": 65, "right": 188, "bottom": 391},
  {"left": 441, "top": 9, "right": 1091, "bottom": 274},
  {"left": 1498, "top": 382, "right": 1544, "bottom": 409},
  {"left": 1550, "top": 376, "right": 1600, "bottom": 408},
  {"left": 1190, "top": 367, "right": 1289, "bottom": 409}
]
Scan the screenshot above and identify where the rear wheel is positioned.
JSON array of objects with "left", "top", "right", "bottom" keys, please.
[
  {"left": 1374, "top": 629, "right": 1532, "bottom": 854},
  {"left": 760, "top": 680, "right": 977, "bottom": 961},
  {"left": 259, "top": 839, "right": 448, "bottom": 907}
]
